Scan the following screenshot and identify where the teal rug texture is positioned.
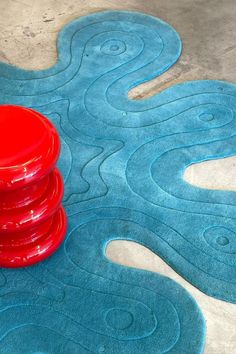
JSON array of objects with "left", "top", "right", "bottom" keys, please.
[{"left": 2, "top": 9, "right": 236, "bottom": 353}]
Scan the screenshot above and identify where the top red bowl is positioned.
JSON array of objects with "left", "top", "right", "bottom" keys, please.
[{"left": 0, "top": 105, "right": 60, "bottom": 191}]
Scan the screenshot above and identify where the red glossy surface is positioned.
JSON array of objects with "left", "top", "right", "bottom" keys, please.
[
  {"left": 0, "top": 174, "right": 50, "bottom": 210},
  {"left": 0, "top": 105, "right": 60, "bottom": 191},
  {"left": 0, "top": 168, "right": 64, "bottom": 233},
  {"left": 0, "top": 217, "right": 53, "bottom": 247},
  {"left": 0, "top": 105, "right": 67, "bottom": 268},
  {"left": 0, "top": 207, "right": 67, "bottom": 268}
]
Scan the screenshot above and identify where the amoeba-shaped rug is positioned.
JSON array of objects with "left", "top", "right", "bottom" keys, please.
[{"left": 1, "top": 9, "right": 235, "bottom": 353}]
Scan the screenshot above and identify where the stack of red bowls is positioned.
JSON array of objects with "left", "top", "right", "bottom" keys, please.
[{"left": 0, "top": 105, "right": 67, "bottom": 268}]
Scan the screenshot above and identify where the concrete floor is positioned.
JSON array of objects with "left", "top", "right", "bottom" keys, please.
[{"left": 0, "top": 1, "right": 236, "bottom": 353}]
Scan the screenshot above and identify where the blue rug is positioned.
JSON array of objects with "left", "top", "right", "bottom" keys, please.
[{"left": 3, "top": 8, "right": 236, "bottom": 352}]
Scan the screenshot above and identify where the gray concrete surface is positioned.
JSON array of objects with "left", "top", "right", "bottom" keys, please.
[{"left": 0, "top": 1, "right": 236, "bottom": 353}]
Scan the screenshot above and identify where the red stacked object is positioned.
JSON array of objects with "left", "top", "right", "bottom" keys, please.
[{"left": 0, "top": 105, "right": 67, "bottom": 268}]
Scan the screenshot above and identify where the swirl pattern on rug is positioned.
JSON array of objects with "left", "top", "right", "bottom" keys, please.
[{"left": 4, "top": 9, "right": 236, "bottom": 353}]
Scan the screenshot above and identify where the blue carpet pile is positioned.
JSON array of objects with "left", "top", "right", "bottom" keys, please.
[{"left": 1, "top": 9, "right": 235, "bottom": 353}]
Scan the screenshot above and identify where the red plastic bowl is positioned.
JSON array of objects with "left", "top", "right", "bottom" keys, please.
[{"left": 0, "top": 105, "right": 60, "bottom": 191}]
